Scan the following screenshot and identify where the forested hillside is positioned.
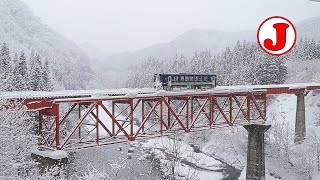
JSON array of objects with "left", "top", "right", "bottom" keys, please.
[
  {"left": 126, "top": 38, "right": 320, "bottom": 88},
  {"left": 0, "top": 0, "right": 94, "bottom": 90},
  {"left": 0, "top": 43, "right": 52, "bottom": 92}
]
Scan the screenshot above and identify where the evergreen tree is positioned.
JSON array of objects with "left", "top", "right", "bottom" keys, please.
[
  {"left": 177, "top": 55, "right": 189, "bottom": 73},
  {"left": 198, "top": 50, "right": 213, "bottom": 73},
  {"left": 42, "top": 58, "right": 53, "bottom": 91},
  {"left": 12, "top": 51, "right": 29, "bottom": 91},
  {"left": 190, "top": 52, "right": 200, "bottom": 73},
  {"left": 317, "top": 40, "right": 320, "bottom": 59},
  {"left": 12, "top": 53, "right": 18, "bottom": 66},
  {"left": 0, "top": 42, "right": 13, "bottom": 91},
  {"left": 253, "top": 55, "right": 287, "bottom": 85},
  {"left": 309, "top": 39, "right": 317, "bottom": 59},
  {"left": 295, "top": 38, "right": 305, "bottom": 60},
  {"left": 28, "top": 50, "right": 36, "bottom": 70},
  {"left": 29, "top": 52, "right": 43, "bottom": 91}
]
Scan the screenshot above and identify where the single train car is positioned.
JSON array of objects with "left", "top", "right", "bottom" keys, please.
[{"left": 154, "top": 73, "right": 217, "bottom": 90}]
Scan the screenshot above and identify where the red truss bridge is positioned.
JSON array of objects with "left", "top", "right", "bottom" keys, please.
[{"left": 1, "top": 83, "right": 320, "bottom": 151}]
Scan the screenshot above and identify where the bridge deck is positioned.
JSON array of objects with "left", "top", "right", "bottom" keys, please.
[
  {"left": 0, "top": 82, "right": 319, "bottom": 100},
  {"left": 1, "top": 83, "right": 320, "bottom": 150}
]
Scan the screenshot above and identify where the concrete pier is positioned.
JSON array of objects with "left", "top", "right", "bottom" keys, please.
[
  {"left": 244, "top": 124, "right": 271, "bottom": 180},
  {"left": 294, "top": 93, "right": 306, "bottom": 144},
  {"left": 31, "top": 149, "right": 68, "bottom": 174}
]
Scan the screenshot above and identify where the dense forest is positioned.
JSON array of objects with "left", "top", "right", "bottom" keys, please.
[
  {"left": 0, "top": 42, "right": 53, "bottom": 92},
  {"left": 126, "top": 38, "right": 320, "bottom": 88}
]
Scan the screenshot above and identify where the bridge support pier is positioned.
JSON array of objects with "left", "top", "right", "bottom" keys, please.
[
  {"left": 244, "top": 124, "right": 271, "bottom": 180},
  {"left": 31, "top": 150, "right": 68, "bottom": 174},
  {"left": 294, "top": 93, "right": 306, "bottom": 144}
]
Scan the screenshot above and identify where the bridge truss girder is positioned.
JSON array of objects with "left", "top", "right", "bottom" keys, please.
[{"left": 37, "top": 92, "right": 267, "bottom": 150}]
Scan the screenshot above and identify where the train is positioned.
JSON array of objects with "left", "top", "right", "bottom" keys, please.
[{"left": 154, "top": 73, "right": 217, "bottom": 90}]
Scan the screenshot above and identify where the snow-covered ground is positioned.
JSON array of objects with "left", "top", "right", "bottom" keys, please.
[
  {"left": 264, "top": 93, "right": 320, "bottom": 179},
  {"left": 68, "top": 142, "right": 162, "bottom": 180},
  {"left": 139, "top": 92, "right": 320, "bottom": 179},
  {"left": 141, "top": 137, "right": 229, "bottom": 179}
]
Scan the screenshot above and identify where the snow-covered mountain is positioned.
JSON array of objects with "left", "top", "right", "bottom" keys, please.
[
  {"left": 96, "top": 16, "right": 320, "bottom": 69},
  {"left": 91, "top": 16, "right": 320, "bottom": 88},
  {"left": 91, "top": 29, "right": 255, "bottom": 88},
  {"left": 0, "top": 0, "right": 94, "bottom": 90},
  {"left": 98, "top": 29, "right": 254, "bottom": 70},
  {"left": 296, "top": 16, "right": 320, "bottom": 41}
]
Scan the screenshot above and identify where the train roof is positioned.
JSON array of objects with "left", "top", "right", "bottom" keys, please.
[{"left": 155, "top": 73, "right": 216, "bottom": 76}]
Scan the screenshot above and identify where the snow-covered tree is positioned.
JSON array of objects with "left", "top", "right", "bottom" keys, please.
[
  {"left": 12, "top": 51, "right": 30, "bottom": 91},
  {"left": 0, "top": 42, "right": 13, "bottom": 91},
  {"left": 12, "top": 53, "right": 19, "bottom": 66},
  {"left": 0, "top": 43, "right": 54, "bottom": 92},
  {"left": 0, "top": 100, "right": 37, "bottom": 178},
  {"left": 126, "top": 39, "right": 295, "bottom": 88},
  {"left": 29, "top": 50, "right": 38, "bottom": 91},
  {"left": 42, "top": 58, "right": 53, "bottom": 91},
  {"left": 29, "top": 53, "right": 47, "bottom": 91},
  {"left": 253, "top": 55, "right": 287, "bottom": 85}
]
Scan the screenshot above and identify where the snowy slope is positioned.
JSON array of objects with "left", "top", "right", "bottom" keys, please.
[
  {"left": 90, "top": 16, "right": 320, "bottom": 88},
  {"left": 286, "top": 58, "right": 320, "bottom": 84},
  {"left": 265, "top": 93, "right": 320, "bottom": 179},
  {"left": 91, "top": 29, "right": 254, "bottom": 88},
  {"left": 96, "top": 16, "right": 320, "bottom": 70},
  {"left": 296, "top": 16, "right": 320, "bottom": 41},
  {"left": 0, "top": 0, "right": 94, "bottom": 90},
  {"left": 98, "top": 29, "right": 254, "bottom": 69}
]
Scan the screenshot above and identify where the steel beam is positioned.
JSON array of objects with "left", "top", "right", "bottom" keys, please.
[{"left": 28, "top": 91, "right": 268, "bottom": 150}]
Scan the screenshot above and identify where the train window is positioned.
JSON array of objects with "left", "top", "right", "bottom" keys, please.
[
  {"left": 190, "top": 76, "right": 194, "bottom": 81},
  {"left": 198, "top": 76, "right": 203, "bottom": 82},
  {"left": 168, "top": 76, "right": 172, "bottom": 81},
  {"left": 180, "top": 76, "right": 185, "bottom": 81},
  {"left": 194, "top": 76, "right": 198, "bottom": 81},
  {"left": 185, "top": 76, "right": 189, "bottom": 81},
  {"left": 173, "top": 76, "right": 179, "bottom": 82},
  {"left": 210, "top": 76, "right": 215, "bottom": 82},
  {"left": 203, "top": 76, "right": 208, "bottom": 82}
]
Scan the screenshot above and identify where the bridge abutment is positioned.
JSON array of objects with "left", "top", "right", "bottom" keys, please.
[
  {"left": 294, "top": 93, "right": 306, "bottom": 144},
  {"left": 244, "top": 124, "right": 271, "bottom": 180},
  {"left": 31, "top": 149, "right": 68, "bottom": 174}
]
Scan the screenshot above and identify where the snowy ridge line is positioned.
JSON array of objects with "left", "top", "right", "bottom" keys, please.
[{"left": 1, "top": 82, "right": 320, "bottom": 100}]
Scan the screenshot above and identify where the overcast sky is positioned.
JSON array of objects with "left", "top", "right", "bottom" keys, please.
[{"left": 22, "top": 0, "right": 320, "bottom": 55}]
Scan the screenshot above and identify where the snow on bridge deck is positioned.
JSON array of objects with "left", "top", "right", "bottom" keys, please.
[
  {"left": 1, "top": 82, "right": 320, "bottom": 100},
  {"left": 3, "top": 82, "right": 319, "bottom": 150},
  {"left": 0, "top": 88, "right": 155, "bottom": 100}
]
